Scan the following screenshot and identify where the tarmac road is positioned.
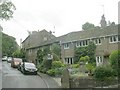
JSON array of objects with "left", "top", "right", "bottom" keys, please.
[{"left": 2, "top": 61, "right": 48, "bottom": 88}]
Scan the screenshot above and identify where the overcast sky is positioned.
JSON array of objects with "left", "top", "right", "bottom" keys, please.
[{"left": 1, "top": 0, "right": 119, "bottom": 45}]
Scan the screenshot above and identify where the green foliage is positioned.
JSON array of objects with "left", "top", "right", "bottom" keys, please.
[
  {"left": 47, "top": 68, "right": 63, "bottom": 76},
  {"left": 51, "top": 43, "right": 61, "bottom": 57},
  {"left": 94, "top": 66, "right": 115, "bottom": 81},
  {"left": 71, "top": 64, "right": 79, "bottom": 68},
  {"left": 20, "top": 49, "right": 26, "bottom": 58},
  {"left": 86, "top": 42, "right": 96, "bottom": 63},
  {"left": 109, "top": 50, "right": 120, "bottom": 69},
  {"left": 37, "top": 49, "right": 44, "bottom": 64},
  {"left": 12, "top": 50, "right": 20, "bottom": 57},
  {"left": 37, "top": 45, "right": 63, "bottom": 76},
  {"left": 37, "top": 46, "right": 51, "bottom": 64},
  {"left": 47, "top": 69, "right": 56, "bottom": 76},
  {"left": 52, "top": 53, "right": 61, "bottom": 61},
  {"left": 0, "top": 1, "right": 16, "bottom": 20},
  {"left": 46, "top": 61, "right": 64, "bottom": 76},
  {"left": 82, "top": 22, "right": 95, "bottom": 30},
  {"left": 38, "top": 58, "right": 52, "bottom": 73},
  {"left": 52, "top": 61, "right": 64, "bottom": 69},
  {"left": 12, "top": 49, "right": 25, "bottom": 58},
  {"left": 109, "top": 50, "right": 120, "bottom": 77},
  {"left": 79, "top": 56, "right": 90, "bottom": 63},
  {"left": 75, "top": 46, "right": 87, "bottom": 63},
  {"left": 75, "top": 41, "right": 96, "bottom": 63},
  {"left": 86, "top": 63, "right": 95, "bottom": 75},
  {"left": 2, "top": 33, "right": 18, "bottom": 56}
]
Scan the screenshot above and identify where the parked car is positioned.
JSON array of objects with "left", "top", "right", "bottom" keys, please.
[
  {"left": 11, "top": 58, "right": 22, "bottom": 68},
  {"left": 7, "top": 57, "right": 13, "bottom": 63},
  {"left": 2, "top": 56, "right": 7, "bottom": 61},
  {"left": 20, "top": 62, "right": 38, "bottom": 75}
]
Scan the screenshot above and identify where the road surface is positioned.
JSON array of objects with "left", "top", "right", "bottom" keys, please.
[{"left": 2, "top": 61, "right": 48, "bottom": 88}]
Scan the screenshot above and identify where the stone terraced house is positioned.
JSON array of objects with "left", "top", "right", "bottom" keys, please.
[{"left": 22, "top": 16, "right": 119, "bottom": 66}]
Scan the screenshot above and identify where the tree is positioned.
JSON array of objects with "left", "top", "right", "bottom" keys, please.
[
  {"left": 51, "top": 43, "right": 61, "bottom": 61},
  {"left": 82, "top": 22, "right": 95, "bottom": 30},
  {"left": 37, "top": 49, "right": 44, "bottom": 64},
  {"left": 2, "top": 33, "right": 18, "bottom": 56},
  {"left": 75, "top": 41, "right": 96, "bottom": 63},
  {"left": 51, "top": 43, "right": 61, "bottom": 57},
  {"left": 0, "top": 0, "right": 16, "bottom": 20}
]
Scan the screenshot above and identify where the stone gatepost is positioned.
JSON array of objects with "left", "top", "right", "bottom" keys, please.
[{"left": 61, "top": 68, "right": 70, "bottom": 88}]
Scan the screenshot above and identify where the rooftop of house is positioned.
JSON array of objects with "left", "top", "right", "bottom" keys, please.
[
  {"left": 22, "top": 29, "right": 56, "bottom": 48},
  {"left": 59, "top": 25, "right": 118, "bottom": 43},
  {"left": 26, "top": 24, "right": 119, "bottom": 49}
]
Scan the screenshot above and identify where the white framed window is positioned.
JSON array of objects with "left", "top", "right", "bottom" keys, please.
[
  {"left": 76, "top": 41, "right": 82, "bottom": 47},
  {"left": 65, "top": 57, "right": 73, "bottom": 64},
  {"left": 96, "top": 56, "right": 103, "bottom": 66},
  {"left": 109, "top": 35, "right": 118, "bottom": 43},
  {"left": 64, "top": 43, "right": 69, "bottom": 49},
  {"left": 94, "top": 38, "right": 101, "bottom": 45},
  {"left": 76, "top": 40, "right": 89, "bottom": 47}
]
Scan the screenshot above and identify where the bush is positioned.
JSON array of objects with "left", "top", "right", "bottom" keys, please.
[
  {"left": 109, "top": 50, "right": 120, "bottom": 69},
  {"left": 109, "top": 50, "right": 120, "bottom": 77},
  {"left": 52, "top": 61, "right": 64, "bottom": 69},
  {"left": 47, "top": 69, "right": 56, "bottom": 76},
  {"left": 94, "top": 66, "right": 114, "bottom": 81},
  {"left": 71, "top": 64, "right": 79, "bottom": 68},
  {"left": 86, "top": 63, "right": 95, "bottom": 75},
  {"left": 47, "top": 68, "right": 63, "bottom": 76},
  {"left": 38, "top": 59, "right": 52, "bottom": 73}
]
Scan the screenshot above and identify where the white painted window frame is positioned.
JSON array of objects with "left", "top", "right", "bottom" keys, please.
[
  {"left": 64, "top": 43, "right": 70, "bottom": 49},
  {"left": 94, "top": 38, "right": 102, "bottom": 45},
  {"left": 96, "top": 56, "right": 103, "bottom": 66},
  {"left": 109, "top": 35, "right": 118, "bottom": 43}
]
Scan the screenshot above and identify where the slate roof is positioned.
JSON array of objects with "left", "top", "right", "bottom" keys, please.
[{"left": 25, "top": 25, "right": 118, "bottom": 49}]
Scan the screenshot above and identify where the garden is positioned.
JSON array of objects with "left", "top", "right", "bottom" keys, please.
[{"left": 36, "top": 42, "right": 120, "bottom": 88}]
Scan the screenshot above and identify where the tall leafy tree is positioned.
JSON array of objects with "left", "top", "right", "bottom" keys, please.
[
  {"left": 82, "top": 22, "right": 95, "bottom": 30},
  {"left": 0, "top": 0, "right": 16, "bottom": 20},
  {"left": 0, "top": 0, "right": 17, "bottom": 56},
  {"left": 2, "top": 33, "right": 18, "bottom": 56}
]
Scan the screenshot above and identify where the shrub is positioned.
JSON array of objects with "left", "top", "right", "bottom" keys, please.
[
  {"left": 38, "top": 59, "right": 52, "bottom": 73},
  {"left": 109, "top": 50, "right": 120, "bottom": 69},
  {"left": 47, "top": 69, "right": 56, "bottom": 76},
  {"left": 47, "top": 68, "right": 63, "bottom": 76},
  {"left": 94, "top": 66, "right": 114, "bottom": 81},
  {"left": 54, "top": 68, "right": 63, "bottom": 76},
  {"left": 52, "top": 61, "right": 64, "bottom": 69},
  {"left": 71, "top": 64, "right": 79, "bottom": 68},
  {"left": 86, "top": 63, "right": 95, "bottom": 75},
  {"left": 109, "top": 50, "right": 120, "bottom": 77}
]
